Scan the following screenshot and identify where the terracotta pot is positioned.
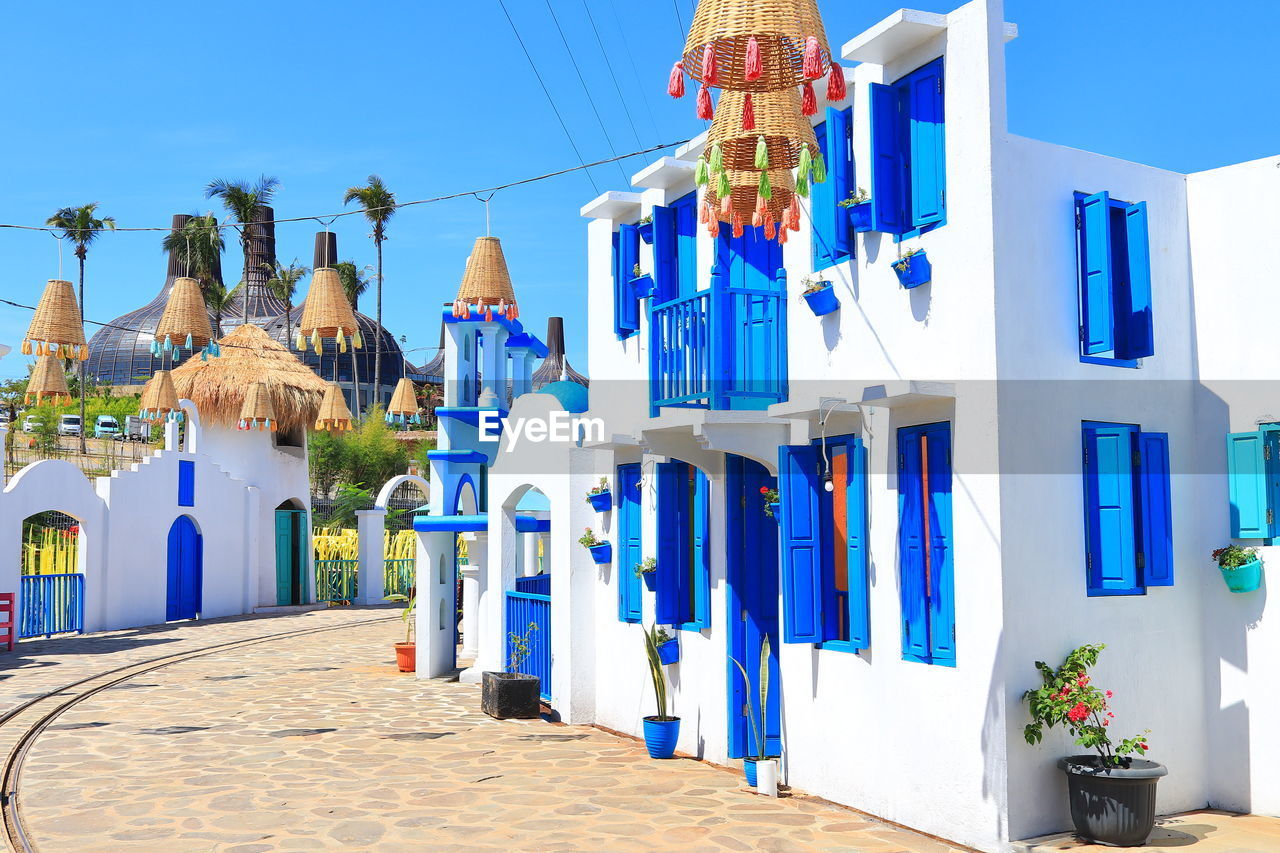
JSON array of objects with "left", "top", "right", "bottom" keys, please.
[{"left": 395, "top": 642, "right": 416, "bottom": 672}]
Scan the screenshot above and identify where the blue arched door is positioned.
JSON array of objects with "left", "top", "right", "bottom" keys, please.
[{"left": 167, "top": 516, "right": 203, "bottom": 621}]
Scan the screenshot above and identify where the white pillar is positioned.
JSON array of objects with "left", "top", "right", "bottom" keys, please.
[
  {"left": 164, "top": 419, "right": 180, "bottom": 451},
  {"left": 522, "top": 532, "right": 539, "bottom": 576},
  {"left": 476, "top": 327, "right": 510, "bottom": 408},
  {"left": 460, "top": 536, "right": 485, "bottom": 658},
  {"left": 415, "top": 530, "right": 457, "bottom": 679},
  {"left": 355, "top": 509, "right": 387, "bottom": 605}
]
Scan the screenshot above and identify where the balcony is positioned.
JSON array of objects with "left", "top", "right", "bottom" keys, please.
[{"left": 648, "top": 269, "right": 788, "bottom": 416}]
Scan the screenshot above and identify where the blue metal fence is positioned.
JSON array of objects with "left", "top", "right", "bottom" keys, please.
[
  {"left": 505, "top": 590, "right": 551, "bottom": 701},
  {"left": 384, "top": 558, "right": 415, "bottom": 597},
  {"left": 20, "top": 573, "right": 85, "bottom": 639},
  {"left": 316, "top": 559, "right": 358, "bottom": 603},
  {"left": 514, "top": 574, "right": 550, "bottom": 596},
  {"left": 650, "top": 291, "right": 711, "bottom": 410}
]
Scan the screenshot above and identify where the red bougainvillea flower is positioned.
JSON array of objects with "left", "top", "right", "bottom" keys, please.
[
  {"left": 1105, "top": 690, "right": 1113, "bottom": 698},
  {"left": 1139, "top": 743, "right": 1148, "bottom": 751},
  {"left": 759, "top": 486, "right": 770, "bottom": 494},
  {"left": 1067, "top": 703, "right": 1090, "bottom": 723}
]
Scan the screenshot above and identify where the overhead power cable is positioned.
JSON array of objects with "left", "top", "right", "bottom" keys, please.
[
  {"left": 605, "top": 3, "right": 665, "bottom": 147},
  {"left": 578, "top": 0, "right": 646, "bottom": 156}
]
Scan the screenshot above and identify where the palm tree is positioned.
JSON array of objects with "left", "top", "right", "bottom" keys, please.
[
  {"left": 46, "top": 203, "right": 116, "bottom": 454},
  {"left": 203, "top": 281, "right": 238, "bottom": 338},
  {"left": 264, "top": 260, "right": 308, "bottom": 349},
  {"left": 335, "top": 260, "right": 371, "bottom": 416},
  {"left": 161, "top": 212, "right": 224, "bottom": 293},
  {"left": 205, "top": 176, "right": 279, "bottom": 324},
  {"left": 343, "top": 176, "right": 395, "bottom": 406}
]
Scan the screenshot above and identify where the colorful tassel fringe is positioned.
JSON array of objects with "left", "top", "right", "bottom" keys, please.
[
  {"left": 696, "top": 84, "right": 714, "bottom": 120},
  {"left": 702, "top": 44, "right": 717, "bottom": 85},
  {"left": 717, "top": 170, "right": 731, "bottom": 199},
  {"left": 668, "top": 61, "right": 685, "bottom": 98},
  {"left": 813, "top": 152, "right": 827, "bottom": 184},
  {"left": 827, "top": 64, "right": 847, "bottom": 101},
  {"left": 803, "top": 36, "right": 823, "bottom": 80},
  {"left": 742, "top": 92, "right": 755, "bottom": 131},
  {"left": 694, "top": 157, "right": 708, "bottom": 186},
  {"left": 744, "top": 36, "right": 761, "bottom": 82},
  {"left": 754, "top": 136, "right": 769, "bottom": 170},
  {"left": 709, "top": 142, "right": 724, "bottom": 173},
  {"left": 802, "top": 81, "right": 817, "bottom": 116},
  {"left": 758, "top": 170, "right": 772, "bottom": 201}
]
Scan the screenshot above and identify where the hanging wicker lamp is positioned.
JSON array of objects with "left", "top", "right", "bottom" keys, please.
[
  {"left": 703, "top": 167, "right": 800, "bottom": 244},
  {"left": 314, "top": 382, "right": 354, "bottom": 432},
  {"left": 295, "top": 267, "right": 361, "bottom": 354},
  {"left": 703, "top": 87, "right": 822, "bottom": 176},
  {"left": 139, "top": 369, "right": 183, "bottom": 422},
  {"left": 154, "top": 276, "right": 219, "bottom": 360},
  {"left": 451, "top": 236, "right": 519, "bottom": 321},
  {"left": 385, "top": 377, "right": 420, "bottom": 426},
  {"left": 22, "top": 279, "right": 88, "bottom": 360},
  {"left": 237, "top": 381, "right": 277, "bottom": 431},
  {"left": 24, "top": 355, "right": 72, "bottom": 406}
]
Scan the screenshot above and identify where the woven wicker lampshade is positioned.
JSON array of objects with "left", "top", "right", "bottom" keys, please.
[
  {"left": 23, "top": 279, "right": 87, "bottom": 360},
  {"left": 704, "top": 167, "right": 800, "bottom": 243},
  {"left": 154, "top": 276, "right": 218, "bottom": 358},
  {"left": 139, "top": 370, "right": 183, "bottom": 421},
  {"left": 295, "top": 267, "right": 361, "bottom": 354},
  {"left": 237, "top": 381, "right": 277, "bottom": 431},
  {"left": 385, "top": 377, "right": 420, "bottom": 426},
  {"left": 314, "top": 382, "right": 354, "bottom": 432},
  {"left": 682, "top": 0, "right": 830, "bottom": 92},
  {"left": 705, "top": 87, "right": 820, "bottom": 172},
  {"left": 451, "top": 236, "right": 519, "bottom": 320},
  {"left": 24, "top": 355, "right": 72, "bottom": 406}
]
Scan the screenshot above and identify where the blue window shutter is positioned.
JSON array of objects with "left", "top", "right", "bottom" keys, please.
[
  {"left": 779, "top": 444, "right": 823, "bottom": 643},
  {"left": 1227, "top": 431, "right": 1270, "bottom": 538},
  {"left": 810, "top": 119, "right": 836, "bottom": 269},
  {"left": 1115, "top": 201, "right": 1154, "bottom": 360},
  {"left": 674, "top": 192, "right": 698, "bottom": 298},
  {"left": 846, "top": 439, "right": 871, "bottom": 650},
  {"left": 1078, "top": 192, "right": 1114, "bottom": 355},
  {"left": 615, "top": 224, "right": 641, "bottom": 339},
  {"left": 1137, "top": 432, "right": 1173, "bottom": 587},
  {"left": 618, "top": 464, "right": 644, "bottom": 622},
  {"left": 652, "top": 205, "right": 678, "bottom": 304},
  {"left": 898, "top": 429, "right": 929, "bottom": 659},
  {"left": 924, "top": 426, "right": 955, "bottom": 663},
  {"left": 655, "top": 461, "right": 684, "bottom": 625},
  {"left": 1082, "top": 423, "right": 1141, "bottom": 595},
  {"left": 177, "top": 460, "right": 195, "bottom": 507},
  {"left": 827, "top": 106, "right": 853, "bottom": 257},
  {"left": 692, "top": 468, "right": 710, "bottom": 627},
  {"left": 906, "top": 59, "right": 946, "bottom": 230},
  {"left": 869, "top": 83, "right": 905, "bottom": 235}
]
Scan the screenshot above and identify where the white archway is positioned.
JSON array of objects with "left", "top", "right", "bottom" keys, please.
[{"left": 375, "top": 474, "right": 430, "bottom": 510}]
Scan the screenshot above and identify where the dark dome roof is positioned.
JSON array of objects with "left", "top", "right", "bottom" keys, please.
[
  {"left": 262, "top": 307, "right": 406, "bottom": 389},
  {"left": 532, "top": 317, "right": 587, "bottom": 389}
]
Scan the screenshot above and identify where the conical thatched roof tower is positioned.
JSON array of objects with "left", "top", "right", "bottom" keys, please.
[{"left": 532, "top": 317, "right": 588, "bottom": 389}]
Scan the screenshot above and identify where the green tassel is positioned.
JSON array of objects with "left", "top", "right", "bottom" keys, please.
[
  {"left": 754, "top": 136, "right": 768, "bottom": 170},
  {"left": 797, "top": 145, "right": 813, "bottom": 183},
  {"left": 758, "top": 170, "right": 772, "bottom": 201},
  {"left": 717, "top": 170, "right": 731, "bottom": 199},
  {"left": 812, "top": 152, "right": 827, "bottom": 184},
  {"left": 709, "top": 142, "right": 723, "bottom": 173},
  {"left": 796, "top": 175, "right": 810, "bottom": 198},
  {"left": 694, "top": 157, "right": 709, "bottom": 186}
]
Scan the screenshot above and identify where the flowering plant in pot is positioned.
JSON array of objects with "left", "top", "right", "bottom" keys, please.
[
  {"left": 892, "top": 248, "right": 932, "bottom": 289},
  {"left": 1023, "top": 643, "right": 1164, "bottom": 846},
  {"left": 800, "top": 276, "right": 839, "bottom": 317},
  {"left": 730, "top": 636, "right": 779, "bottom": 795},
  {"left": 837, "top": 187, "right": 872, "bottom": 232},
  {"left": 579, "top": 528, "right": 611, "bottom": 564},
  {"left": 637, "top": 214, "right": 655, "bottom": 245},
  {"left": 635, "top": 556, "right": 658, "bottom": 591},
  {"left": 641, "top": 624, "right": 680, "bottom": 758},
  {"left": 759, "top": 486, "right": 780, "bottom": 518},
  {"left": 383, "top": 592, "right": 416, "bottom": 672},
  {"left": 1212, "top": 544, "right": 1263, "bottom": 593},
  {"left": 629, "top": 261, "right": 654, "bottom": 299},
  {"left": 482, "top": 621, "right": 541, "bottom": 719},
  {"left": 586, "top": 477, "right": 613, "bottom": 512},
  {"left": 652, "top": 624, "right": 679, "bottom": 664}
]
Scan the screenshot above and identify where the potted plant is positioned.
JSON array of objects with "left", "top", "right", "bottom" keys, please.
[
  {"left": 641, "top": 624, "right": 681, "bottom": 758},
  {"left": 730, "top": 636, "right": 779, "bottom": 795},
  {"left": 482, "top": 621, "right": 541, "bottom": 719},
  {"left": 629, "top": 261, "right": 655, "bottom": 299},
  {"left": 837, "top": 187, "right": 872, "bottom": 232},
  {"left": 586, "top": 477, "right": 613, "bottom": 512},
  {"left": 580, "top": 528, "right": 611, "bottom": 564},
  {"left": 892, "top": 248, "right": 932, "bottom": 289},
  {"left": 1212, "top": 544, "right": 1263, "bottom": 593},
  {"left": 384, "top": 592, "right": 416, "bottom": 672},
  {"left": 1023, "top": 644, "right": 1165, "bottom": 846},
  {"left": 654, "top": 625, "right": 679, "bottom": 664},
  {"left": 759, "top": 486, "right": 780, "bottom": 519},
  {"left": 637, "top": 214, "right": 654, "bottom": 245},
  {"left": 635, "top": 556, "right": 658, "bottom": 591},
  {"left": 800, "top": 277, "right": 840, "bottom": 316}
]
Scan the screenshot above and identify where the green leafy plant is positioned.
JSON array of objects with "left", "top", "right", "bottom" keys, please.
[
  {"left": 578, "top": 528, "right": 601, "bottom": 548},
  {"left": 638, "top": 214, "right": 653, "bottom": 225},
  {"left": 642, "top": 624, "right": 675, "bottom": 720},
  {"left": 632, "top": 262, "right": 643, "bottom": 278},
  {"left": 729, "top": 636, "right": 773, "bottom": 760},
  {"left": 836, "top": 187, "right": 871, "bottom": 208},
  {"left": 634, "top": 557, "right": 657, "bottom": 578},
  {"left": 507, "top": 621, "right": 538, "bottom": 674},
  {"left": 893, "top": 248, "right": 925, "bottom": 273},
  {"left": 1213, "top": 544, "right": 1258, "bottom": 569},
  {"left": 587, "top": 477, "right": 610, "bottom": 497},
  {"left": 1023, "top": 643, "right": 1150, "bottom": 768},
  {"left": 800, "top": 276, "right": 830, "bottom": 296},
  {"left": 383, "top": 592, "right": 416, "bottom": 644},
  {"left": 759, "top": 486, "right": 780, "bottom": 516}
]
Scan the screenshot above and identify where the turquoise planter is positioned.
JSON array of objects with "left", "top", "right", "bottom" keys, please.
[
  {"left": 847, "top": 201, "right": 872, "bottom": 232},
  {"left": 893, "top": 251, "right": 932, "bottom": 288},
  {"left": 1221, "top": 558, "right": 1263, "bottom": 593},
  {"left": 643, "top": 716, "right": 680, "bottom": 758},
  {"left": 803, "top": 285, "right": 840, "bottom": 316},
  {"left": 587, "top": 491, "right": 613, "bottom": 512},
  {"left": 587, "top": 542, "right": 612, "bottom": 564}
]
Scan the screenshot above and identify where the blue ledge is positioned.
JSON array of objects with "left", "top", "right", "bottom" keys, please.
[
  {"left": 441, "top": 306, "right": 524, "bottom": 334},
  {"left": 414, "top": 514, "right": 488, "bottom": 533},
  {"left": 515, "top": 516, "right": 551, "bottom": 533},
  {"left": 434, "top": 407, "right": 508, "bottom": 429},
  {"left": 426, "top": 449, "right": 488, "bottom": 464},
  {"left": 506, "top": 331, "right": 550, "bottom": 358}
]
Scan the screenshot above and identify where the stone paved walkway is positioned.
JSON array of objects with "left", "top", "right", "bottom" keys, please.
[{"left": 3, "top": 608, "right": 973, "bottom": 853}]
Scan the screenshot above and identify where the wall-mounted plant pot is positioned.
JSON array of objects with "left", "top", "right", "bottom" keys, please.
[
  {"left": 482, "top": 671, "right": 542, "bottom": 719},
  {"left": 641, "top": 571, "right": 658, "bottom": 592},
  {"left": 847, "top": 202, "right": 873, "bottom": 233},
  {"left": 587, "top": 490, "right": 613, "bottom": 512},
  {"left": 638, "top": 221, "right": 654, "bottom": 245},
  {"left": 1221, "top": 558, "right": 1263, "bottom": 593},
  {"left": 587, "top": 542, "right": 612, "bottom": 564},
  {"left": 893, "top": 251, "right": 932, "bottom": 289},
  {"left": 642, "top": 716, "right": 681, "bottom": 758},
  {"left": 1058, "top": 756, "right": 1167, "bottom": 846},
  {"left": 657, "top": 637, "right": 680, "bottom": 665},
  {"left": 803, "top": 285, "right": 840, "bottom": 316},
  {"left": 628, "top": 274, "right": 654, "bottom": 300},
  {"left": 767, "top": 502, "right": 781, "bottom": 519}
]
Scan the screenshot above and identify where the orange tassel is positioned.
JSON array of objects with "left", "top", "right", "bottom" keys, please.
[
  {"left": 764, "top": 219, "right": 776, "bottom": 240},
  {"left": 720, "top": 195, "right": 732, "bottom": 217},
  {"left": 732, "top": 213, "right": 744, "bottom": 238},
  {"left": 803, "top": 36, "right": 822, "bottom": 79},
  {"left": 702, "top": 43, "right": 717, "bottom": 86},
  {"left": 696, "top": 84, "right": 713, "bottom": 120},
  {"left": 698, "top": 201, "right": 710, "bottom": 224},
  {"left": 742, "top": 92, "right": 755, "bottom": 131},
  {"left": 778, "top": 226, "right": 789, "bottom": 245},
  {"left": 708, "top": 217, "right": 721, "bottom": 237},
  {"left": 668, "top": 61, "right": 685, "bottom": 98},
  {"left": 789, "top": 195, "right": 802, "bottom": 230},
  {"left": 827, "top": 64, "right": 847, "bottom": 101},
  {"left": 801, "top": 81, "right": 817, "bottom": 116},
  {"left": 752, "top": 211, "right": 763, "bottom": 228},
  {"left": 745, "top": 36, "right": 761, "bottom": 82}
]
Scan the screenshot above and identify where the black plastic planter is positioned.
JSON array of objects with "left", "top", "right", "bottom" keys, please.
[
  {"left": 481, "top": 671, "right": 541, "bottom": 719},
  {"left": 1058, "top": 756, "right": 1167, "bottom": 846}
]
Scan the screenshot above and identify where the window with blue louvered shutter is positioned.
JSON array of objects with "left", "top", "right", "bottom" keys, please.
[
  {"left": 690, "top": 468, "right": 710, "bottom": 628},
  {"left": 1078, "top": 192, "right": 1114, "bottom": 356},
  {"left": 779, "top": 445, "right": 822, "bottom": 643},
  {"left": 898, "top": 428, "right": 930, "bottom": 660},
  {"left": 899, "top": 423, "right": 954, "bottom": 664},
  {"left": 869, "top": 83, "right": 905, "bottom": 236},
  {"left": 652, "top": 205, "right": 678, "bottom": 305},
  {"left": 907, "top": 58, "right": 945, "bottom": 231},
  {"left": 1082, "top": 422, "right": 1141, "bottom": 595},
  {"left": 923, "top": 427, "right": 955, "bottom": 664},
  {"left": 617, "top": 463, "right": 643, "bottom": 622},
  {"left": 1116, "top": 202, "right": 1154, "bottom": 360},
  {"left": 846, "top": 439, "right": 871, "bottom": 650},
  {"left": 1227, "top": 431, "right": 1270, "bottom": 539},
  {"left": 1137, "top": 432, "right": 1173, "bottom": 586},
  {"left": 614, "top": 224, "right": 640, "bottom": 339},
  {"left": 654, "top": 461, "right": 684, "bottom": 625},
  {"left": 827, "top": 106, "right": 853, "bottom": 258}
]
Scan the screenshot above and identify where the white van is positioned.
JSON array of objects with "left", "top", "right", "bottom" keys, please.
[{"left": 57, "top": 414, "right": 82, "bottom": 437}]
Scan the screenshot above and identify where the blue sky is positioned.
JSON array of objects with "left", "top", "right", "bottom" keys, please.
[{"left": 1, "top": 0, "right": 1276, "bottom": 382}]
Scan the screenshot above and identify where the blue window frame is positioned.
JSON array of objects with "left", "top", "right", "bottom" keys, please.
[
  {"left": 617, "top": 463, "right": 643, "bottom": 623},
  {"left": 869, "top": 58, "right": 946, "bottom": 240},
  {"left": 655, "top": 460, "right": 710, "bottom": 631},
  {"left": 1075, "top": 191, "right": 1153, "bottom": 367},
  {"left": 811, "top": 106, "right": 854, "bottom": 270},
  {"left": 1081, "top": 422, "right": 1173, "bottom": 596},
  {"left": 1226, "top": 426, "right": 1280, "bottom": 540},
  {"left": 898, "top": 422, "right": 954, "bottom": 666},
  {"left": 177, "top": 459, "right": 195, "bottom": 507},
  {"left": 613, "top": 223, "right": 641, "bottom": 339},
  {"left": 778, "top": 436, "right": 870, "bottom": 651},
  {"left": 653, "top": 192, "right": 698, "bottom": 304}
]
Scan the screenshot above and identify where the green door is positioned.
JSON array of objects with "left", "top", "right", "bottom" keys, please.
[{"left": 274, "top": 510, "right": 309, "bottom": 605}]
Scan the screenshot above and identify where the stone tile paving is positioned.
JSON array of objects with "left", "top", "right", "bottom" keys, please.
[
  {"left": 1016, "top": 810, "right": 1280, "bottom": 853},
  {"left": 8, "top": 608, "right": 975, "bottom": 853}
]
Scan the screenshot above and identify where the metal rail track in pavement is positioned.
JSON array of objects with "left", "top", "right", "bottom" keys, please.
[{"left": 0, "top": 615, "right": 398, "bottom": 852}]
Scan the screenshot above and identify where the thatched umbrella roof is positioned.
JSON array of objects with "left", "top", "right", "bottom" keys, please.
[{"left": 170, "top": 324, "right": 328, "bottom": 433}]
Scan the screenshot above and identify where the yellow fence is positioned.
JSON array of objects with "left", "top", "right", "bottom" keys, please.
[
  {"left": 311, "top": 528, "right": 421, "bottom": 561},
  {"left": 21, "top": 526, "right": 79, "bottom": 576}
]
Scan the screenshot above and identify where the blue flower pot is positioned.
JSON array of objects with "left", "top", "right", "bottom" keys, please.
[
  {"left": 767, "top": 502, "right": 781, "bottom": 520},
  {"left": 587, "top": 542, "right": 612, "bottom": 564},
  {"left": 803, "top": 285, "right": 840, "bottom": 316},
  {"left": 744, "top": 758, "right": 759, "bottom": 787},
  {"left": 847, "top": 202, "right": 872, "bottom": 232},
  {"left": 642, "top": 716, "right": 680, "bottom": 758},
  {"left": 1221, "top": 558, "right": 1263, "bottom": 593},
  {"left": 657, "top": 638, "right": 679, "bottom": 665},
  {"left": 638, "top": 221, "right": 654, "bottom": 245},
  {"left": 628, "top": 274, "right": 654, "bottom": 299},
  {"left": 641, "top": 571, "right": 658, "bottom": 591},
  {"left": 587, "top": 491, "right": 613, "bottom": 512},
  {"left": 893, "top": 251, "right": 932, "bottom": 289}
]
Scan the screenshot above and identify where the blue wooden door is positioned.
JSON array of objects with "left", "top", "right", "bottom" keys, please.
[
  {"left": 167, "top": 516, "right": 203, "bottom": 621},
  {"left": 715, "top": 227, "right": 785, "bottom": 408},
  {"left": 898, "top": 423, "right": 955, "bottom": 665},
  {"left": 617, "top": 464, "right": 643, "bottom": 622},
  {"left": 726, "top": 456, "right": 782, "bottom": 759}
]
